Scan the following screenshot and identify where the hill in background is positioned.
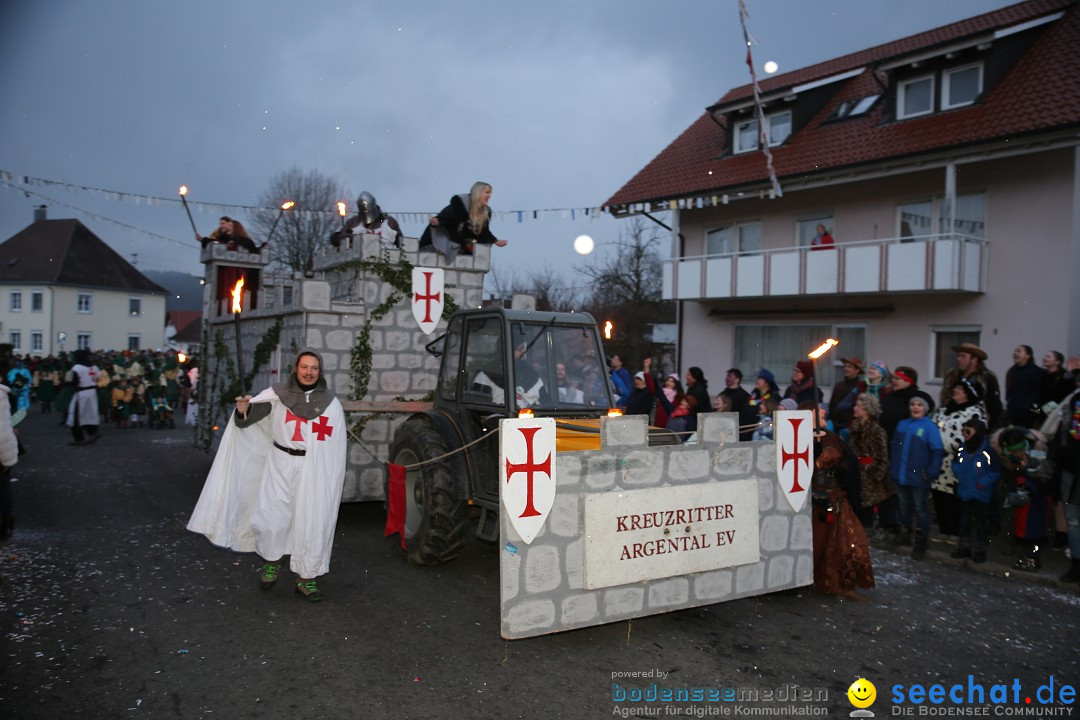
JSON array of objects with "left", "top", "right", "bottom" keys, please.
[{"left": 144, "top": 270, "right": 203, "bottom": 311}]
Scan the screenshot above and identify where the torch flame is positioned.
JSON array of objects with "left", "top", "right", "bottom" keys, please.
[
  {"left": 808, "top": 338, "right": 839, "bottom": 359},
  {"left": 177, "top": 352, "right": 187, "bottom": 363},
  {"left": 280, "top": 200, "right": 295, "bottom": 211},
  {"left": 603, "top": 321, "right": 613, "bottom": 340},
  {"left": 230, "top": 276, "right": 245, "bottom": 314},
  {"left": 179, "top": 185, "right": 188, "bottom": 196},
  {"left": 337, "top": 201, "right": 347, "bottom": 217}
]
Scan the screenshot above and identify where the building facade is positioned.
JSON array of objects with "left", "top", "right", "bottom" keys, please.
[
  {"left": 607, "top": 0, "right": 1080, "bottom": 390},
  {"left": 0, "top": 218, "right": 168, "bottom": 355}
]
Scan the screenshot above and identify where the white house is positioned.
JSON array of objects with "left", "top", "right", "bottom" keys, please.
[
  {"left": 0, "top": 216, "right": 168, "bottom": 355},
  {"left": 606, "top": 0, "right": 1080, "bottom": 393}
]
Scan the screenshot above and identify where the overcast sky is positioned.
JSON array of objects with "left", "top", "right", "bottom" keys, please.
[{"left": 0, "top": 0, "right": 1018, "bottom": 294}]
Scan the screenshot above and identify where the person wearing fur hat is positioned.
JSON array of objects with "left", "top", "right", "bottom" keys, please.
[
  {"left": 829, "top": 356, "right": 868, "bottom": 433},
  {"left": 931, "top": 378, "right": 989, "bottom": 538},
  {"left": 187, "top": 349, "right": 347, "bottom": 602},
  {"left": 784, "top": 360, "right": 824, "bottom": 407},
  {"left": 888, "top": 391, "right": 944, "bottom": 559},
  {"left": 941, "top": 342, "right": 1003, "bottom": 428}
]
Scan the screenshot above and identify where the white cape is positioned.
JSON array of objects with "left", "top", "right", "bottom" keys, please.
[{"left": 187, "top": 387, "right": 348, "bottom": 578}]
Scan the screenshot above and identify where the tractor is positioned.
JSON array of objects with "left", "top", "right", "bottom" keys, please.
[{"left": 388, "top": 307, "right": 676, "bottom": 565}]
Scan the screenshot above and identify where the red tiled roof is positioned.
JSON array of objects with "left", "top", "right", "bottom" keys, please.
[
  {"left": 607, "top": 0, "right": 1080, "bottom": 208},
  {"left": 167, "top": 310, "right": 202, "bottom": 343}
]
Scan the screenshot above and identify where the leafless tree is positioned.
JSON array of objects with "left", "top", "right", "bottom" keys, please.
[
  {"left": 249, "top": 167, "right": 347, "bottom": 274},
  {"left": 577, "top": 217, "right": 672, "bottom": 364}
]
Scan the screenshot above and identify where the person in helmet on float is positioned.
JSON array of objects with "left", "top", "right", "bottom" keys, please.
[{"left": 330, "top": 191, "right": 403, "bottom": 248}]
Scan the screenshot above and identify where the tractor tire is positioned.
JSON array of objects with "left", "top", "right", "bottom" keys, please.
[{"left": 387, "top": 417, "right": 470, "bottom": 565}]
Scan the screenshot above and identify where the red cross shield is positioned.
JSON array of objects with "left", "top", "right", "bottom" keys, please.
[
  {"left": 774, "top": 410, "right": 814, "bottom": 513},
  {"left": 499, "top": 417, "right": 557, "bottom": 544},
  {"left": 411, "top": 267, "right": 444, "bottom": 336}
]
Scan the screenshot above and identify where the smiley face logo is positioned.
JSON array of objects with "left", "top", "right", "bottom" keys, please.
[{"left": 847, "top": 678, "right": 876, "bottom": 708}]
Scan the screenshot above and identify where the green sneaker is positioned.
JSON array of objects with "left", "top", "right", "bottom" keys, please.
[
  {"left": 295, "top": 579, "right": 323, "bottom": 602},
  {"left": 259, "top": 562, "right": 283, "bottom": 590}
]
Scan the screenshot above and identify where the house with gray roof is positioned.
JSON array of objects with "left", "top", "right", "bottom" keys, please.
[{"left": 0, "top": 215, "right": 168, "bottom": 355}]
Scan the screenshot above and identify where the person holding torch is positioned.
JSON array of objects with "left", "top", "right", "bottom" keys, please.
[{"left": 187, "top": 349, "right": 347, "bottom": 602}]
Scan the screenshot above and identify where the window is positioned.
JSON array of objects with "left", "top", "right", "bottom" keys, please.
[
  {"left": 8, "top": 331, "right": 20, "bottom": 352},
  {"left": 733, "top": 118, "right": 758, "bottom": 154},
  {"left": 897, "top": 75, "right": 934, "bottom": 119},
  {"left": 78, "top": 293, "right": 92, "bottom": 313},
  {"left": 128, "top": 334, "right": 141, "bottom": 351},
  {"left": 459, "top": 317, "right": 504, "bottom": 406},
  {"left": 768, "top": 111, "right": 791, "bottom": 146},
  {"left": 77, "top": 333, "right": 91, "bottom": 350},
  {"left": 129, "top": 297, "right": 141, "bottom": 317},
  {"left": 706, "top": 222, "right": 761, "bottom": 256},
  {"left": 797, "top": 216, "right": 834, "bottom": 248},
  {"left": 932, "top": 327, "right": 980, "bottom": 382},
  {"left": 826, "top": 94, "right": 880, "bottom": 123},
  {"left": 941, "top": 193, "right": 987, "bottom": 238},
  {"left": 31, "top": 332, "right": 43, "bottom": 353},
  {"left": 733, "top": 112, "right": 790, "bottom": 153},
  {"left": 734, "top": 324, "right": 834, "bottom": 382},
  {"left": 899, "top": 193, "right": 986, "bottom": 240},
  {"left": 31, "top": 290, "right": 43, "bottom": 312},
  {"left": 942, "top": 63, "right": 982, "bottom": 109},
  {"left": 899, "top": 200, "right": 933, "bottom": 239},
  {"left": 9, "top": 291, "right": 21, "bottom": 312}
]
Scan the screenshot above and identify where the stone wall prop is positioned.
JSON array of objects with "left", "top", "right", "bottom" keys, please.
[{"left": 499, "top": 413, "right": 813, "bottom": 639}]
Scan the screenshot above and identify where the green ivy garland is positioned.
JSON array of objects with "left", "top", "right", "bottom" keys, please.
[{"left": 212, "top": 316, "right": 284, "bottom": 406}]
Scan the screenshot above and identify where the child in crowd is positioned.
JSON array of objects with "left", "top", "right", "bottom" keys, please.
[
  {"left": 950, "top": 418, "right": 1000, "bottom": 563},
  {"left": 888, "top": 392, "right": 944, "bottom": 559},
  {"left": 752, "top": 397, "right": 785, "bottom": 441}
]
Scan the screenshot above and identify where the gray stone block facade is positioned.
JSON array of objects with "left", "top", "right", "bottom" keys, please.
[
  {"left": 202, "top": 232, "right": 487, "bottom": 501},
  {"left": 499, "top": 413, "right": 814, "bottom": 639}
]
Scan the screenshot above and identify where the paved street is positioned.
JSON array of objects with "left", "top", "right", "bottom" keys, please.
[{"left": 2, "top": 408, "right": 1078, "bottom": 720}]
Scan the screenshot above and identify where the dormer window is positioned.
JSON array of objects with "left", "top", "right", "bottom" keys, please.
[
  {"left": 897, "top": 75, "right": 934, "bottom": 119},
  {"left": 733, "top": 111, "right": 792, "bottom": 154},
  {"left": 942, "top": 63, "right": 983, "bottom": 109}
]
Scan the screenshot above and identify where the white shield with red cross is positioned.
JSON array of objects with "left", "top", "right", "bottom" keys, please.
[
  {"left": 411, "top": 267, "right": 444, "bottom": 335},
  {"left": 499, "top": 417, "right": 557, "bottom": 544},
  {"left": 774, "top": 410, "right": 814, "bottom": 513}
]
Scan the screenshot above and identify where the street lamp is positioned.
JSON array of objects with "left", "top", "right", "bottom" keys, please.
[{"left": 808, "top": 338, "right": 838, "bottom": 432}]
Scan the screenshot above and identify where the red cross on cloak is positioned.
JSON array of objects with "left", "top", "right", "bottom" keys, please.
[
  {"left": 504, "top": 426, "right": 551, "bottom": 518},
  {"left": 311, "top": 415, "right": 333, "bottom": 441},
  {"left": 284, "top": 409, "right": 308, "bottom": 441}
]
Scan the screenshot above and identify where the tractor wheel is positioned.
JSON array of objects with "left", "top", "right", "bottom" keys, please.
[{"left": 387, "top": 418, "right": 470, "bottom": 565}]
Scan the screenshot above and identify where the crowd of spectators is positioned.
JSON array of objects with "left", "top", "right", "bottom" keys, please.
[
  {"left": 6, "top": 348, "right": 198, "bottom": 435},
  {"left": 619, "top": 342, "right": 1080, "bottom": 588}
]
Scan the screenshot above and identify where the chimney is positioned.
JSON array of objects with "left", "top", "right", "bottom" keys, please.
[{"left": 33, "top": 205, "right": 47, "bottom": 222}]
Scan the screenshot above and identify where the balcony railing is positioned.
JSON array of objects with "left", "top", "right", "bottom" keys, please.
[{"left": 661, "top": 233, "right": 987, "bottom": 301}]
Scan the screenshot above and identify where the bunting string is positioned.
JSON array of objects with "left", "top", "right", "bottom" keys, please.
[
  {"left": 737, "top": 0, "right": 783, "bottom": 199},
  {"left": 0, "top": 180, "right": 200, "bottom": 249},
  {"left": 0, "top": 170, "right": 614, "bottom": 226}
]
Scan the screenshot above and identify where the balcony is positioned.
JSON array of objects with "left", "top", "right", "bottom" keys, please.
[{"left": 661, "top": 234, "right": 987, "bottom": 301}]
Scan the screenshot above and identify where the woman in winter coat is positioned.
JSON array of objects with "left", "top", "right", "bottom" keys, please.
[
  {"left": 420, "top": 181, "right": 508, "bottom": 261},
  {"left": 931, "top": 378, "right": 988, "bottom": 537},
  {"left": 848, "top": 393, "right": 893, "bottom": 530}
]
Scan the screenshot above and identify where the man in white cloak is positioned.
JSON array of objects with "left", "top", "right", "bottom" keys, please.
[
  {"left": 66, "top": 349, "right": 102, "bottom": 446},
  {"left": 187, "top": 349, "right": 347, "bottom": 602}
]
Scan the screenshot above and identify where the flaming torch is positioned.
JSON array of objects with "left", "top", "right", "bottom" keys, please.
[
  {"left": 807, "top": 338, "right": 838, "bottom": 433},
  {"left": 337, "top": 201, "right": 347, "bottom": 229},
  {"left": 230, "top": 276, "right": 247, "bottom": 393},
  {"left": 265, "top": 200, "right": 295, "bottom": 247},
  {"left": 178, "top": 185, "right": 199, "bottom": 237}
]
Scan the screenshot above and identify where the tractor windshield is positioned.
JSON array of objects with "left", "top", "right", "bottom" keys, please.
[{"left": 510, "top": 322, "right": 612, "bottom": 411}]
